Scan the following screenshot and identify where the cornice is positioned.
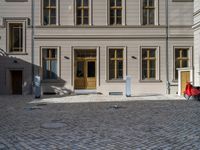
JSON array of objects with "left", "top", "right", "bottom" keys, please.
[
  {"left": 34, "top": 25, "right": 192, "bottom": 29},
  {"left": 34, "top": 35, "right": 193, "bottom": 40}
]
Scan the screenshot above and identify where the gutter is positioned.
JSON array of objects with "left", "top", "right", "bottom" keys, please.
[
  {"left": 31, "top": 0, "right": 35, "bottom": 92},
  {"left": 166, "top": 0, "right": 170, "bottom": 94}
]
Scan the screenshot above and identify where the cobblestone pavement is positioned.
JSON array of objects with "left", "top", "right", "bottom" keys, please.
[{"left": 0, "top": 95, "right": 200, "bottom": 150}]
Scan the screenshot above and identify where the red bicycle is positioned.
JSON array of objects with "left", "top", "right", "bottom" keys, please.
[{"left": 184, "top": 82, "right": 200, "bottom": 100}]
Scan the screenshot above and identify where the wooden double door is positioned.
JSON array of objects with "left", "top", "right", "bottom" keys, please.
[{"left": 75, "top": 58, "right": 96, "bottom": 89}]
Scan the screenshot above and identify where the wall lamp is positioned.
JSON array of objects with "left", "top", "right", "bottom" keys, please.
[
  {"left": 64, "top": 56, "right": 70, "bottom": 59},
  {"left": 131, "top": 56, "right": 137, "bottom": 59}
]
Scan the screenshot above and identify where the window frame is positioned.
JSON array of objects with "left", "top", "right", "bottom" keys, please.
[
  {"left": 173, "top": 46, "right": 193, "bottom": 81},
  {"left": 140, "top": 46, "right": 160, "bottom": 81},
  {"left": 6, "top": 20, "right": 26, "bottom": 54},
  {"left": 41, "top": 0, "right": 59, "bottom": 26},
  {"left": 106, "top": 46, "right": 127, "bottom": 82},
  {"left": 75, "top": 0, "right": 92, "bottom": 26},
  {"left": 40, "top": 46, "right": 60, "bottom": 81},
  {"left": 107, "top": 0, "right": 126, "bottom": 26},
  {"left": 140, "top": 0, "right": 159, "bottom": 26}
]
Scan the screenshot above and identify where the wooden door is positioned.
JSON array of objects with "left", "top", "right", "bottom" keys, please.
[
  {"left": 11, "top": 70, "right": 22, "bottom": 95},
  {"left": 75, "top": 61, "right": 85, "bottom": 89},
  {"left": 86, "top": 60, "right": 96, "bottom": 89},
  {"left": 181, "top": 71, "right": 190, "bottom": 95}
]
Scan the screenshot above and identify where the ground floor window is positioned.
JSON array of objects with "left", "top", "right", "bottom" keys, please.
[
  {"left": 108, "top": 48, "right": 123, "bottom": 80},
  {"left": 141, "top": 47, "right": 159, "bottom": 81},
  {"left": 174, "top": 48, "right": 189, "bottom": 80},
  {"left": 42, "top": 48, "right": 58, "bottom": 80}
]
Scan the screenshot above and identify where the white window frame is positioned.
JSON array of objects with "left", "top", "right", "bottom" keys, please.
[
  {"left": 74, "top": 0, "right": 92, "bottom": 26},
  {"left": 41, "top": 0, "right": 60, "bottom": 26},
  {"left": 6, "top": 20, "right": 26, "bottom": 54},
  {"left": 173, "top": 46, "right": 193, "bottom": 81},
  {"left": 40, "top": 46, "right": 60, "bottom": 81},
  {"left": 107, "top": 0, "right": 126, "bottom": 26},
  {"left": 140, "top": 0, "right": 159, "bottom": 25},
  {"left": 106, "top": 46, "right": 127, "bottom": 82},
  {"left": 140, "top": 46, "right": 160, "bottom": 81}
]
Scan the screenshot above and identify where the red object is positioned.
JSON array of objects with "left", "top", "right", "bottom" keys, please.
[{"left": 184, "top": 82, "right": 200, "bottom": 97}]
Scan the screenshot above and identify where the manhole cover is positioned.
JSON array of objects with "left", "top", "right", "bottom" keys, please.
[{"left": 41, "top": 122, "right": 65, "bottom": 129}]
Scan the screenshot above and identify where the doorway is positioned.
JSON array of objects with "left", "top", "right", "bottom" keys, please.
[
  {"left": 74, "top": 50, "right": 96, "bottom": 89},
  {"left": 181, "top": 71, "right": 190, "bottom": 95},
  {"left": 11, "top": 70, "right": 22, "bottom": 95}
]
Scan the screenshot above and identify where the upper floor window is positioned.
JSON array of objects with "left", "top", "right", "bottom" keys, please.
[
  {"left": 43, "top": 0, "right": 57, "bottom": 25},
  {"left": 109, "top": 0, "right": 122, "bottom": 25},
  {"left": 9, "top": 23, "right": 23, "bottom": 52},
  {"left": 6, "top": 20, "right": 26, "bottom": 54},
  {"left": 76, "top": 0, "right": 89, "bottom": 25},
  {"left": 142, "top": 0, "right": 155, "bottom": 25}
]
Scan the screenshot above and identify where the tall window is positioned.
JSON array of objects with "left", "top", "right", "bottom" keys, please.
[
  {"left": 175, "top": 48, "right": 189, "bottom": 80},
  {"left": 143, "top": 0, "right": 155, "bottom": 25},
  {"left": 9, "top": 23, "right": 23, "bottom": 52},
  {"left": 109, "top": 49, "right": 123, "bottom": 80},
  {"left": 43, "top": 0, "right": 57, "bottom": 25},
  {"left": 110, "top": 0, "right": 122, "bottom": 25},
  {"left": 142, "top": 48, "right": 156, "bottom": 80},
  {"left": 76, "top": 0, "right": 89, "bottom": 25},
  {"left": 42, "top": 48, "right": 58, "bottom": 79}
]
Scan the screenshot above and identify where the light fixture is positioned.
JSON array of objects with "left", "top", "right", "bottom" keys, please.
[{"left": 131, "top": 56, "right": 137, "bottom": 59}]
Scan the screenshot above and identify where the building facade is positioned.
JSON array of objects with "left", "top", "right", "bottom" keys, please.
[
  {"left": 0, "top": 0, "right": 194, "bottom": 95},
  {"left": 194, "top": 0, "right": 200, "bottom": 87}
]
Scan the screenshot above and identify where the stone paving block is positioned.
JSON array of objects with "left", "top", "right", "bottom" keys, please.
[{"left": 0, "top": 95, "right": 200, "bottom": 149}]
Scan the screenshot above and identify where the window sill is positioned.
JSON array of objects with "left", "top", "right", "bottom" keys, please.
[
  {"left": 172, "top": 80, "right": 178, "bottom": 83},
  {"left": 41, "top": 79, "right": 65, "bottom": 84},
  {"left": 106, "top": 80, "right": 126, "bottom": 83},
  {"left": 7, "top": 52, "right": 28, "bottom": 55},
  {"left": 41, "top": 24, "right": 59, "bottom": 27},
  {"left": 139, "top": 80, "right": 162, "bottom": 83},
  {"left": 141, "top": 25, "right": 159, "bottom": 27}
]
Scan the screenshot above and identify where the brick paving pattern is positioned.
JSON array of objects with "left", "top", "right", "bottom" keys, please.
[{"left": 0, "top": 95, "right": 200, "bottom": 149}]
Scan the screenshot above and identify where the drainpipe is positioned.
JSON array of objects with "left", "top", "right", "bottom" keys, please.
[
  {"left": 31, "top": 0, "right": 35, "bottom": 93},
  {"left": 166, "top": 0, "right": 170, "bottom": 94}
]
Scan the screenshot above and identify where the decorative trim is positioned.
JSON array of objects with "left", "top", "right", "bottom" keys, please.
[
  {"left": 6, "top": 20, "right": 27, "bottom": 54},
  {"left": 33, "top": 35, "right": 193, "bottom": 40}
]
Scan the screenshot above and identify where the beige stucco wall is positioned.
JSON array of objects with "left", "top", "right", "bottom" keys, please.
[
  {"left": 0, "top": 0, "right": 32, "bottom": 94},
  {"left": 193, "top": 0, "right": 200, "bottom": 86},
  {"left": 0, "top": 0, "right": 194, "bottom": 95}
]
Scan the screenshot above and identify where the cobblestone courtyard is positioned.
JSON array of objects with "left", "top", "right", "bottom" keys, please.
[{"left": 0, "top": 95, "right": 200, "bottom": 150}]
